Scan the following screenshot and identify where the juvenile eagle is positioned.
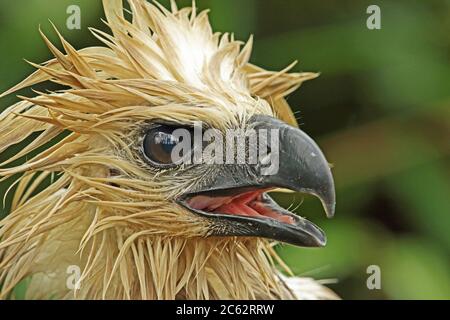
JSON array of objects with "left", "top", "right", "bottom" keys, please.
[{"left": 0, "top": 0, "right": 337, "bottom": 300}]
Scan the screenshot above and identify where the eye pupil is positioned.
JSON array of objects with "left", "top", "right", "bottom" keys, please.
[
  {"left": 143, "top": 126, "right": 180, "bottom": 166},
  {"left": 159, "top": 133, "right": 178, "bottom": 153}
]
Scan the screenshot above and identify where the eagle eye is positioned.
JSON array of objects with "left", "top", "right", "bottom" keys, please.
[{"left": 143, "top": 125, "right": 186, "bottom": 167}]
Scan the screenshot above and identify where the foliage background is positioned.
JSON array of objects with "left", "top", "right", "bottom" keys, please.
[{"left": 0, "top": 0, "right": 449, "bottom": 299}]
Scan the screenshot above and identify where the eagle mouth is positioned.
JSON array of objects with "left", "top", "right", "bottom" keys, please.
[
  {"left": 183, "top": 189, "right": 295, "bottom": 224},
  {"left": 178, "top": 187, "right": 327, "bottom": 247},
  {"left": 176, "top": 115, "right": 335, "bottom": 248}
]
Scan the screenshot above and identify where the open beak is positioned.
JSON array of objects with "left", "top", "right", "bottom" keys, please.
[{"left": 178, "top": 115, "right": 336, "bottom": 248}]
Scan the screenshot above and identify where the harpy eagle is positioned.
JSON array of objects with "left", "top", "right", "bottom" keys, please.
[{"left": 0, "top": 0, "right": 337, "bottom": 300}]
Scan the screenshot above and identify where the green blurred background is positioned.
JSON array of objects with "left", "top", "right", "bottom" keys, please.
[{"left": 0, "top": 0, "right": 449, "bottom": 300}]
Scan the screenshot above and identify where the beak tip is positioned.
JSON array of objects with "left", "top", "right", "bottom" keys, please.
[
  {"left": 326, "top": 204, "right": 336, "bottom": 219},
  {"left": 318, "top": 183, "right": 336, "bottom": 219},
  {"left": 317, "top": 236, "right": 327, "bottom": 247},
  {"left": 314, "top": 231, "right": 327, "bottom": 247}
]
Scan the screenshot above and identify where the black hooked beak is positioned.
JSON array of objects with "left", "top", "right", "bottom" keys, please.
[{"left": 178, "top": 115, "right": 336, "bottom": 248}]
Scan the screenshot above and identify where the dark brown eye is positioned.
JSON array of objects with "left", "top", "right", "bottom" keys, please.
[
  {"left": 143, "top": 125, "right": 181, "bottom": 167},
  {"left": 142, "top": 125, "right": 196, "bottom": 168}
]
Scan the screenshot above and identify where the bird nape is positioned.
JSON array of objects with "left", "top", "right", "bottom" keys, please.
[{"left": 0, "top": 0, "right": 337, "bottom": 300}]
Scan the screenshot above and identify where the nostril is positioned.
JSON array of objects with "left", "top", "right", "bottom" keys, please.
[{"left": 259, "top": 153, "right": 272, "bottom": 166}]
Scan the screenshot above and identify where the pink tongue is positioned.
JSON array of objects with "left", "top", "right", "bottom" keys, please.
[
  {"left": 233, "top": 192, "right": 261, "bottom": 204},
  {"left": 188, "top": 196, "right": 230, "bottom": 211},
  {"left": 187, "top": 191, "right": 296, "bottom": 225},
  {"left": 187, "top": 192, "right": 261, "bottom": 212},
  {"left": 215, "top": 203, "right": 261, "bottom": 217},
  {"left": 250, "top": 201, "right": 295, "bottom": 225}
]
